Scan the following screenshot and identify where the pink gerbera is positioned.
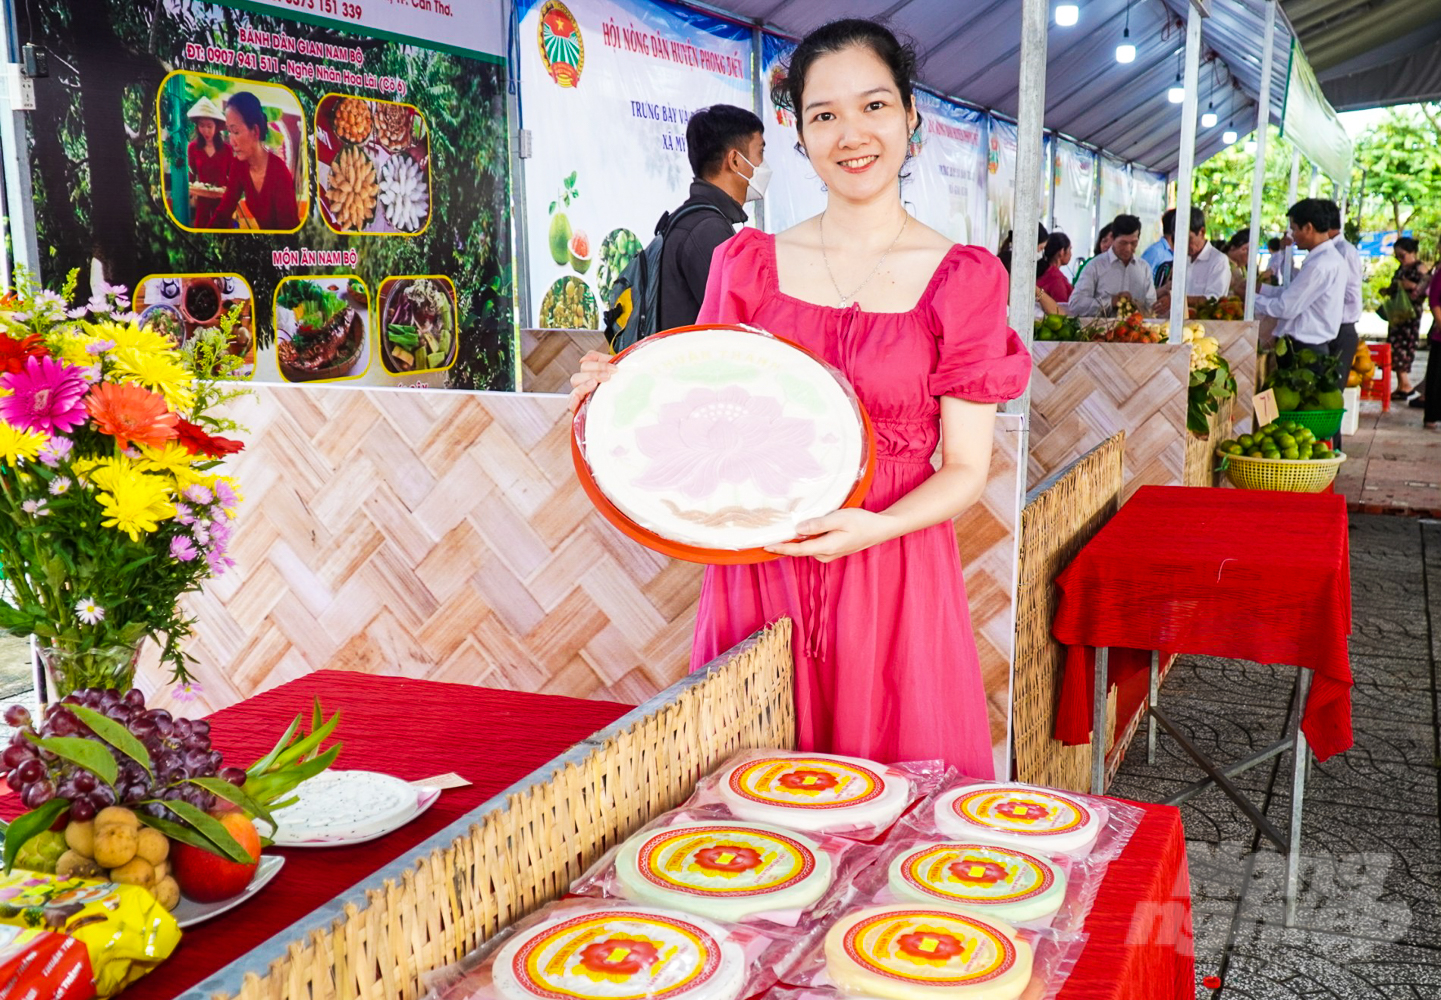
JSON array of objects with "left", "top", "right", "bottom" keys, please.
[{"left": 0, "top": 356, "right": 90, "bottom": 434}]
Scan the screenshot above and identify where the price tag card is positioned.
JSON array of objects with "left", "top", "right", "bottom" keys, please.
[
  {"left": 1253, "top": 389, "right": 1279, "bottom": 427},
  {"left": 411, "top": 773, "right": 471, "bottom": 790}
]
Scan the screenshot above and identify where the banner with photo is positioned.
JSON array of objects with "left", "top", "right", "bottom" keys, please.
[
  {"left": 1050, "top": 137, "right": 1095, "bottom": 277},
  {"left": 1131, "top": 169, "right": 1170, "bottom": 249},
  {"left": 1096, "top": 154, "right": 1132, "bottom": 243},
  {"left": 758, "top": 32, "right": 826, "bottom": 235},
  {"left": 907, "top": 92, "right": 988, "bottom": 248},
  {"left": 518, "top": 0, "right": 754, "bottom": 330},
  {"left": 985, "top": 115, "right": 1051, "bottom": 255},
  {"left": 18, "top": 0, "right": 513, "bottom": 390}
]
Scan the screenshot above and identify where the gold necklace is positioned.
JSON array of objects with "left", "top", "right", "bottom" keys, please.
[{"left": 819, "top": 211, "right": 910, "bottom": 307}]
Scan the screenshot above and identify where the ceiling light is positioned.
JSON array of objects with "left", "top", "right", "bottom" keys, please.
[
  {"left": 1116, "top": 1, "right": 1134, "bottom": 63},
  {"left": 1201, "top": 110, "right": 1218, "bottom": 127},
  {"left": 1245, "top": 139, "right": 1257, "bottom": 154},
  {"left": 1223, "top": 129, "right": 1238, "bottom": 144},
  {"left": 1055, "top": 4, "right": 1079, "bottom": 26},
  {"left": 1169, "top": 86, "right": 1185, "bottom": 103}
]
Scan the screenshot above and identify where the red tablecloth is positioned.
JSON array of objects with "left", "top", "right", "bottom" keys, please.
[
  {"left": 1059, "top": 801, "right": 1194, "bottom": 999},
  {"left": 1052, "top": 485, "right": 1353, "bottom": 761},
  {"left": 0, "top": 671, "right": 632, "bottom": 999}
]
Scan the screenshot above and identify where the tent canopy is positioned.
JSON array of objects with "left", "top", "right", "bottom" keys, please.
[
  {"left": 1285, "top": 0, "right": 1441, "bottom": 111},
  {"left": 707, "top": 0, "right": 1405, "bottom": 176}
]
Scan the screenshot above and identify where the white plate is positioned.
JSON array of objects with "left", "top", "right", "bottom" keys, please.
[
  {"left": 263, "top": 771, "right": 442, "bottom": 847},
  {"left": 173, "top": 855, "right": 285, "bottom": 929}
]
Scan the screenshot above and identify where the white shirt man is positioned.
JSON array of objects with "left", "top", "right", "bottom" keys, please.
[
  {"left": 1331, "top": 232, "right": 1363, "bottom": 326},
  {"left": 1255, "top": 231, "right": 1345, "bottom": 345},
  {"left": 1160, "top": 238, "right": 1232, "bottom": 308},
  {"left": 1069, "top": 224, "right": 1157, "bottom": 317}
]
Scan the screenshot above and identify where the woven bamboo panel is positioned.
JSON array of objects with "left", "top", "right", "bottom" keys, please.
[
  {"left": 1027, "top": 342, "right": 1190, "bottom": 501},
  {"left": 222, "top": 621, "right": 796, "bottom": 1000},
  {"left": 1012, "top": 433, "right": 1125, "bottom": 793},
  {"left": 520, "top": 328, "right": 607, "bottom": 393},
  {"left": 1183, "top": 396, "right": 1235, "bottom": 488},
  {"left": 134, "top": 384, "right": 706, "bottom": 714}
]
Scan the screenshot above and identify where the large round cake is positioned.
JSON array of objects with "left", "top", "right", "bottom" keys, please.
[
  {"left": 888, "top": 842, "right": 1067, "bottom": 923},
  {"left": 824, "top": 904, "right": 1033, "bottom": 1000},
  {"left": 577, "top": 326, "right": 870, "bottom": 555},
  {"left": 493, "top": 907, "right": 746, "bottom": 1000},
  {"left": 716, "top": 751, "right": 911, "bottom": 834},
  {"left": 614, "top": 820, "right": 832, "bottom": 921},
  {"left": 933, "top": 783, "right": 1105, "bottom": 855}
]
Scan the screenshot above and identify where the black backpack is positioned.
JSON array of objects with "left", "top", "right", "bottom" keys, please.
[{"left": 603, "top": 203, "right": 726, "bottom": 353}]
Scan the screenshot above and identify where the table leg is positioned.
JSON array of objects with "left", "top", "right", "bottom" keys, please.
[
  {"left": 1285, "top": 669, "right": 1313, "bottom": 928},
  {"left": 1092, "top": 647, "right": 1108, "bottom": 795},
  {"left": 1147, "top": 650, "right": 1160, "bottom": 765}
]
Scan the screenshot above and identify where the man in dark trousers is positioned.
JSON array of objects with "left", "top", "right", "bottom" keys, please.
[{"left": 658, "top": 104, "right": 767, "bottom": 331}]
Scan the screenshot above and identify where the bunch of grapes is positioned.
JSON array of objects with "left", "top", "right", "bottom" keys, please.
[{"left": 3, "top": 687, "right": 247, "bottom": 821}]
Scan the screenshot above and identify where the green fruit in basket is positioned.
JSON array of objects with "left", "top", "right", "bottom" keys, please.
[
  {"left": 1282, "top": 447, "right": 1299, "bottom": 459},
  {"left": 1247, "top": 448, "right": 1263, "bottom": 458},
  {"left": 1224, "top": 443, "right": 1243, "bottom": 455},
  {"left": 1238, "top": 434, "right": 1254, "bottom": 449},
  {"left": 1316, "top": 389, "right": 1345, "bottom": 410},
  {"left": 1274, "top": 387, "right": 1301, "bottom": 411}
]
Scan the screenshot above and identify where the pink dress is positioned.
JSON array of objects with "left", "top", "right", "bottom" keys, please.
[{"left": 688, "top": 229, "right": 1031, "bottom": 776}]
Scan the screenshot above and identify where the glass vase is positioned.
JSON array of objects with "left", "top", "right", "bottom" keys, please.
[{"left": 37, "top": 642, "right": 142, "bottom": 699}]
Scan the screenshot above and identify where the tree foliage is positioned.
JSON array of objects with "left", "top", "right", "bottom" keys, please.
[
  {"left": 1192, "top": 126, "right": 1295, "bottom": 244},
  {"left": 1350, "top": 105, "right": 1441, "bottom": 250}
]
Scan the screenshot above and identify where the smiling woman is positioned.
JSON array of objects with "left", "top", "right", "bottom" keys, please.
[{"left": 568, "top": 20, "right": 1031, "bottom": 775}]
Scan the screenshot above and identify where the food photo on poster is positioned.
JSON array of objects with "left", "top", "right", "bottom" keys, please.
[{"left": 18, "top": 0, "right": 513, "bottom": 389}]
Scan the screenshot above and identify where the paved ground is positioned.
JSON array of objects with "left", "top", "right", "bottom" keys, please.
[
  {"left": 1110, "top": 514, "right": 1441, "bottom": 997},
  {"left": 1336, "top": 343, "right": 1440, "bottom": 517}
]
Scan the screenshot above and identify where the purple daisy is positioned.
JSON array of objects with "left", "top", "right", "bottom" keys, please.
[
  {"left": 38, "top": 436, "right": 73, "bottom": 468},
  {"left": 170, "top": 535, "right": 198, "bottom": 562},
  {"left": 0, "top": 356, "right": 89, "bottom": 434}
]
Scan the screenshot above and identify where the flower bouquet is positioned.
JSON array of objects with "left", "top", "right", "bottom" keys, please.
[
  {"left": 0, "top": 271, "right": 249, "bottom": 697},
  {"left": 1183, "top": 322, "right": 1237, "bottom": 435}
]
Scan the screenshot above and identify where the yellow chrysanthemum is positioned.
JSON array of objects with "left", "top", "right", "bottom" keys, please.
[
  {"left": 85, "top": 321, "right": 173, "bottom": 358},
  {"left": 136, "top": 441, "right": 200, "bottom": 478},
  {"left": 0, "top": 423, "right": 49, "bottom": 465},
  {"left": 94, "top": 468, "right": 176, "bottom": 541},
  {"left": 50, "top": 331, "right": 100, "bottom": 369},
  {"left": 82, "top": 455, "right": 145, "bottom": 493},
  {"left": 110, "top": 346, "right": 195, "bottom": 411}
]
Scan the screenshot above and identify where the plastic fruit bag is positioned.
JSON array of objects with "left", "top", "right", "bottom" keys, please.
[{"left": 0, "top": 924, "right": 93, "bottom": 1000}]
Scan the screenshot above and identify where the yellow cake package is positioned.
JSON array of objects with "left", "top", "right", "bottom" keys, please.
[{"left": 0, "top": 870, "right": 180, "bottom": 997}]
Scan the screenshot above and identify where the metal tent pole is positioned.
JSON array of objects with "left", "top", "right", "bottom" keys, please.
[
  {"left": 1167, "top": 4, "right": 1203, "bottom": 344},
  {"left": 1006, "top": 0, "right": 1047, "bottom": 419},
  {"left": 1243, "top": 1, "right": 1279, "bottom": 322}
]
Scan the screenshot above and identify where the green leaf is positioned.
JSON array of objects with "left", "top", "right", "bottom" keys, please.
[
  {"left": 246, "top": 744, "right": 342, "bottom": 805},
  {"left": 2, "top": 799, "right": 70, "bottom": 874},
  {"left": 138, "top": 810, "right": 245, "bottom": 860},
  {"left": 68, "top": 705, "right": 152, "bottom": 776},
  {"left": 25, "top": 734, "right": 117, "bottom": 787},
  {"left": 161, "top": 799, "right": 254, "bottom": 864},
  {"left": 273, "top": 709, "right": 340, "bottom": 769},
  {"left": 246, "top": 713, "right": 301, "bottom": 777},
  {"left": 778, "top": 371, "right": 827, "bottom": 414},
  {"left": 187, "top": 776, "right": 275, "bottom": 829}
]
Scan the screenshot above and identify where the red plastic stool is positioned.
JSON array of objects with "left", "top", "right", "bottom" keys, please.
[{"left": 1360, "top": 341, "right": 1392, "bottom": 413}]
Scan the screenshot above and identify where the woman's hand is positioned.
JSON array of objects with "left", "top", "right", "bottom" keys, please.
[
  {"left": 764, "top": 509, "right": 897, "bottom": 563},
  {"left": 568, "top": 350, "right": 615, "bottom": 413}
]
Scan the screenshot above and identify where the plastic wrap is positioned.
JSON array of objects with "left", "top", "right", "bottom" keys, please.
[
  {"left": 422, "top": 898, "right": 800, "bottom": 1000},
  {"left": 0, "top": 871, "right": 180, "bottom": 997},
  {"left": 0, "top": 924, "right": 94, "bottom": 1000},
  {"left": 572, "top": 324, "right": 877, "bottom": 565},
  {"left": 681, "top": 749, "right": 944, "bottom": 841},
  {"left": 567, "top": 816, "right": 877, "bottom": 927},
  {"left": 920, "top": 778, "right": 1143, "bottom": 864}
]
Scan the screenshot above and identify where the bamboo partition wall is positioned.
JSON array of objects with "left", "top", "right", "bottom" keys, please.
[
  {"left": 1012, "top": 433, "right": 1126, "bottom": 793},
  {"left": 210, "top": 622, "right": 796, "bottom": 1000}
]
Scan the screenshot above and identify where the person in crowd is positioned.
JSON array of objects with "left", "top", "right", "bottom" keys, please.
[
  {"left": 569, "top": 18, "right": 1030, "bottom": 774},
  {"left": 996, "top": 222, "right": 1047, "bottom": 275},
  {"left": 657, "top": 104, "right": 766, "bottom": 331},
  {"left": 1141, "top": 218, "right": 1173, "bottom": 272},
  {"left": 1254, "top": 199, "right": 1344, "bottom": 367},
  {"left": 1073, "top": 223, "right": 1113, "bottom": 281},
  {"left": 1267, "top": 235, "right": 1294, "bottom": 285},
  {"left": 1422, "top": 248, "right": 1440, "bottom": 429},
  {"left": 1381, "top": 236, "right": 1432, "bottom": 400},
  {"left": 1036, "top": 232, "right": 1073, "bottom": 304},
  {"left": 1153, "top": 207, "right": 1231, "bottom": 313},
  {"left": 1328, "top": 208, "right": 1362, "bottom": 393},
  {"left": 1226, "top": 229, "right": 1265, "bottom": 297},
  {"left": 1068, "top": 214, "right": 1156, "bottom": 317},
  {"left": 185, "top": 96, "right": 233, "bottom": 229},
  {"left": 210, "top": 91, "right": 300, "bottom": 231}
]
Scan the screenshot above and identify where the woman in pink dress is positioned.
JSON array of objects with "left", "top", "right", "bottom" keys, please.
[{"left": 571, "top": 20, "right": 1030, "bottom": 776}]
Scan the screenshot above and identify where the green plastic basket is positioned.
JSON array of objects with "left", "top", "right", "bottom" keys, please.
[{"left": 1276, "top": 409, "right": 1345, "bottom": 439}]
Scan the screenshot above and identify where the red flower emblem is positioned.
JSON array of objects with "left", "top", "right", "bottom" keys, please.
[
  {"left": 779, "top": 769, "right": 838, "bottom": 792},
  {"left": 1202, "top": 975, "right": 1222, "bottom": 990},
  {"left": 175, "top": 417, "right": 245, "bottom": 457},
  {"left": 948, "top": 857, "right": 1009, "bottom": 886},
  {"left": 693, "top": 845, "right": 763, "bottom": 873},
  {"left": 578, "top": 938, "right": 659, "bottom": 977},
  {"left": 0, "top": 332, "right": 48, "bottom": 375},
  {"left": 997, "top": 799, "right": 1051, "bottom": 822},
  {"left": 897, "top": 932, "right": 965, "bottom": 962}
]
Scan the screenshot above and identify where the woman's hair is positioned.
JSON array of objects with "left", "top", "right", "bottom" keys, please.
[
  {"left": 192, "top": 118, "right": 221, "bottom": 153},
  {"left": 1394, "top": 236, "right": 1420, "bottom": 255},
  {"left": 1094, "top": 223, "right": 1113, "bottom": 254},
  {"left": 225, "top": 91, "right": 268, "bottom": 142},
  {"left": 773, "top": 19, "right": 922, "bottom": 146},
  {"left": 1043, "top": 232, "right": 1071, "bottom": 268},
  {"left": 998, "top": 222, "right": 1048, "bottom": 256}
]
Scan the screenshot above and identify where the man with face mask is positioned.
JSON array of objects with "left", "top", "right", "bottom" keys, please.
[{"left": 658, "top": 104, "right": 767, "bottom": 332}]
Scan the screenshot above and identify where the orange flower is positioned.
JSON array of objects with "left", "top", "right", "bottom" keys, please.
[{"left": 84, "top": 382, "right": 178, "bottom": 451}]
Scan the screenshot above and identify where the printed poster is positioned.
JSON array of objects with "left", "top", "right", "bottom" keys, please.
[
  {"left": 1051, "top": 137, "right": 1096, "bottom": 278},
  {"left": 758, "top": 32, "right": 826, "bottom": 235},
  {"left": 518, "top": 0, "right": 753, "bottom": 329},
  {"left": 986, "top": 115, "right": 1051, "bottom": 255},
  {"left": 18, "top": 0, "right": 514, "bottom": 389},
  {"left": 1131, "top": 170, "right": 1170, "bottom": 249},
  {"left": 1096, "top": 155, "right": 1133, "bottom": 243},
  {"left": 908, "top": 92, "right": 988, "bottom": 248}
]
